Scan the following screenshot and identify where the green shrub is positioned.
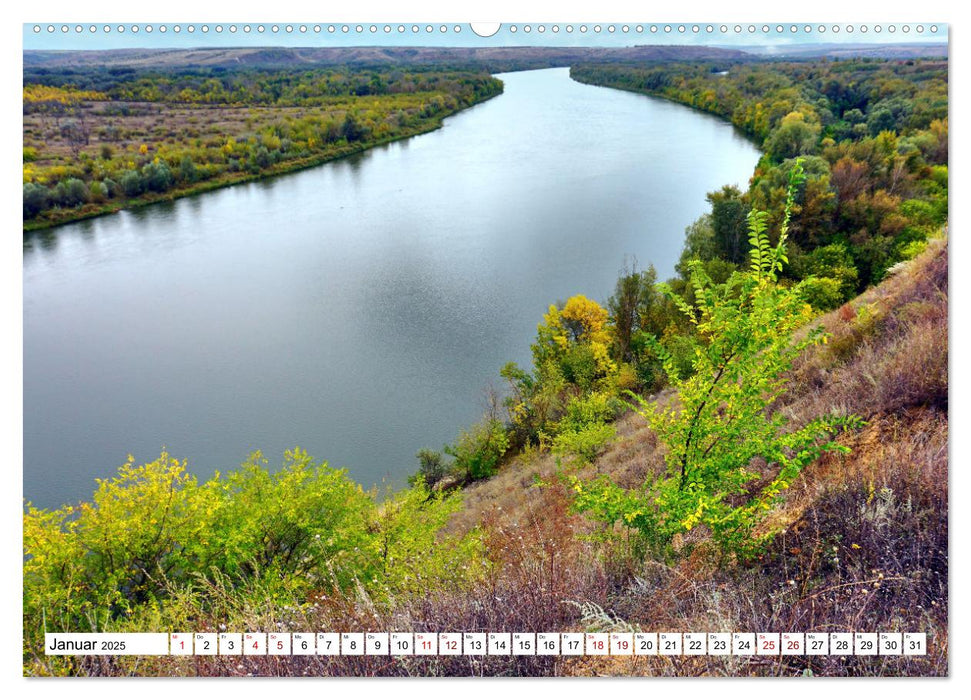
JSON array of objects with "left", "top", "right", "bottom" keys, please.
[
  {"left": 23, "top": 182, "right": 49, "bottom": 218},
  {"left": 408, "top": 448, "right": 447, "bottom": 488},
  {"left": 550, "top": 392, "right": 620, "bottom": 463},
  {"left": 800, "top": 276, "right": 844, "bottom": 311},
  {"left": 570, "top": 160, "right": 863, "bottom": 560},
  {"left": 89, "top": 181, "right": 109, "bottom": 203},
  {"left": 141, "top": 161, "right": 174, "bottom": 193},
  {"left": 445, "top": 418, "right": 509, "bottom": 481},
  {"left": 552, "top": 423, "right": 616, "bottom": 464},
  {"left": 51, "top": 178, "right": 89, "bottom": 208},
  {"left": 178, "top": 155, "right": 198, "bottom": 184},
  {"left": 119, "top": 169, "right": 145, "bottom": 197},
  {"left": 23, "top": 448, "right": 488, "bottom": 662}
]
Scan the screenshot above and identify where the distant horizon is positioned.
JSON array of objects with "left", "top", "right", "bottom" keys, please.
[{"left": 23, "top": 22, "right": 947, "bottom": 52}]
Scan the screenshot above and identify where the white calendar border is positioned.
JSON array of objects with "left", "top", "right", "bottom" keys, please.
[{"left": 7, "top": 0, "right": 962, "bottom": 696}]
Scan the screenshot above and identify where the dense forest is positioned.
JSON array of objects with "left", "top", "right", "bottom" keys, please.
[
  {"left": 23, "top": 56, "right": 948, "bottom": 676},
  {"left": 22, "top": 65, "right": 503, "bottom": 229}
]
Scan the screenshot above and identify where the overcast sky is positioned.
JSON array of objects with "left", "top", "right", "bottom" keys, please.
[{"left": 23, "top": 21, "right": 948, "bottom": 52}]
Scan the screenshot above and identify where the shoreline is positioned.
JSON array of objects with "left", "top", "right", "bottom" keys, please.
[{"left": 23, "top": 90, "right": 502, "bottom": 234}]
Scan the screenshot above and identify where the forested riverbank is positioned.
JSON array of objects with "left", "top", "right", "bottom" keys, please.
[{"left": 570, "top": 59, "right": 947, "bottom": 295}]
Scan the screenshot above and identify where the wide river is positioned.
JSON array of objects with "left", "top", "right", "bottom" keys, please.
[{"left": 24, "top": 67, "right": 760, "bottom": 509}]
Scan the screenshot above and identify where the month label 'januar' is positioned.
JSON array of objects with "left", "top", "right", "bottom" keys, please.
[{"left": 45, "top": 633, "right": 168, "bottom": 656}]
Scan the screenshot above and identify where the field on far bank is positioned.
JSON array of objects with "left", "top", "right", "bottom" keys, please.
[{"left": 23, "top": 67, "right": 503, "bottom": 230}]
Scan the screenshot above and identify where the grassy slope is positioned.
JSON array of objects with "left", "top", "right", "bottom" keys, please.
[{"left": 447, "top": 235, "right": 948, "bottom": 676}]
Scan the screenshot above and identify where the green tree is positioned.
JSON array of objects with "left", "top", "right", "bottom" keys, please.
[
  {"left": 764, "top": 111, "right": 821, "bottom": 161},
  {"left": 676, "top": 214, "right": 719, "bottom": 278},
  {"left": 707, "top": 185, "right": 750, "bottom": 265},
  {"left": 570, "top": 160, "right": 862, "bottom": 559},
  {"left": 607, "top": 262, "right": 659, "bottom": 363}
]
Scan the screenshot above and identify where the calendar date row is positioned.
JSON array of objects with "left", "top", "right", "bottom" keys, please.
[{"left": 46, "top": 631, "right": 927, "bottom": 657}]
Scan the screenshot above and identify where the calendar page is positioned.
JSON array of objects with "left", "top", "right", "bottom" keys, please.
[{"left": 20, "top": 6, "right": 949, "bottom": 680}]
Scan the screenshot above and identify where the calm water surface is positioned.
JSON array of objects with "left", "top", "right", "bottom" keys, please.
[{"left": 24, "top": 68, "right": 760, "bottom": 508}]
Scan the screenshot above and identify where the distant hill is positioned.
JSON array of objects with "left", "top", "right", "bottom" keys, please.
[
  {"left": 737, "top": 42, "right": 948, "bottom": 59},
  {"left": 23, "top": 45, "right": 752, "bottom": 71}
]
